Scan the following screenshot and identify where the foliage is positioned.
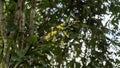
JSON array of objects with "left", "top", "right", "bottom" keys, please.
[{"left": 0, "top": 0, "right": 120, "bottom": 68}]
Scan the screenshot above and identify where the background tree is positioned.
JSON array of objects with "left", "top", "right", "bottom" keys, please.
[{"left": 0, "top": 0, "right": 120, "bottom": 68}]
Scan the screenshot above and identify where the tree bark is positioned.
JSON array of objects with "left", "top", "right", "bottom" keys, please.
[
  {"left": 0, "top": 0, "right": 7, "bottom": 68},
  {"left": 29, "top": 0, "right": 36, "bottom": 36},
  {"left": 15, "top": 0, "right": 25, "bottom": 48}
]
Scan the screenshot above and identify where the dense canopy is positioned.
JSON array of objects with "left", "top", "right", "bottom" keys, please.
[{"left": 0, "top": 0, "right": 120, "bottom": 68}]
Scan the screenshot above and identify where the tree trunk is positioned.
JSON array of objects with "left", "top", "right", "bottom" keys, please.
[
  {"left": 15, "top": 0, "right": 25, "bottom": 49},
  {"left": 0, "top": 0, "right": 7, "bottom": 68},
  {"left": 29, "top": 0, "right": 36, "bottom": 36}
]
